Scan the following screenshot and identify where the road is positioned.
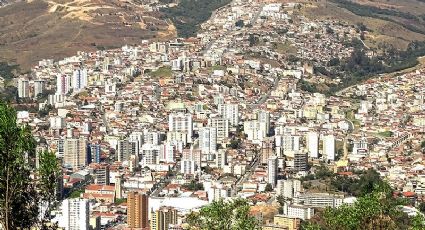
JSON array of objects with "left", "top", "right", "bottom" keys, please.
[{"left": 236, "top": 151, "right": 261, "bottom": 187}]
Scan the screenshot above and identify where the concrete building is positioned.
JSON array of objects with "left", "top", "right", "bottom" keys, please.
[
  {"left": 59, "top": 198, "right": 89, "bottom": 230},
  {"left": 218, "top": 103, "right": 239, "bottom": 127},
  {"left": 268, "top": 156, "right": 278, "bottom": 188},
  {"left": 307, "top": 132, "right": 319, "bottom": 158},
  {"left": 169, "top": 113, "right": 193, "bottom": 143},
  {"left": 150, "top": 206, "right": 178, "bottom": 230},
  {"left": 127, "top": 192, "right": 149, "bottom": 229},
  {"left": 323, "top": 135, "right": 335, "bottom": 161},
  {"left": 63, "top": 137, "right": 88, "bottom": 170}
]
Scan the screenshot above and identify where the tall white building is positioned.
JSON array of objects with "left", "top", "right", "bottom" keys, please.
[
  {"left": 215, "top": 149, "right": 227, "bottom": 169},
  {"left": 208, "top": 117, "right": 229, "bottom": 142},
  {"left": 159, "top": 142, "right": 175, "bottom": 163},
  {"left": 17, "top": 78, "right": 29, "bottom": 98},
  {"left": 307, "top": 132, "right": 319, "bottom": 158},
  {"left": 218, "top": 104, "right": 239, "bottom": 127},
  {"left": 169, "top": 113, "right": 193, "bottom": 143},
  {"left": 199, "top": 127, "right": 217, "bottom": 155},
  {"left": 59, "top": 198, "right": 89, "bottom": 230},
  {"left": 323, "top": 135, "right": 335, "bottom": 161},
  {"left": 257, "top": 110, "right": 270, "bottom": 135},
  {"left": 244, "top": 120, "right": 268, "bottom": 142},
  {"left": 267, "top": 156, "right": 278, "bottom": 188},
  {"left": 72, "top": 68, "right": 88, "bottom": 91}
]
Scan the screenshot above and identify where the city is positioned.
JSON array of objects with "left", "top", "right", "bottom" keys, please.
[{"left": 0, "top": 0, "right": 425, "bottom": 230}]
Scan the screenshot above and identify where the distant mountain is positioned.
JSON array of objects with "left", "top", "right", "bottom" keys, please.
[{"left": 0, "top": 0, "right": 176, "bottom": 70}]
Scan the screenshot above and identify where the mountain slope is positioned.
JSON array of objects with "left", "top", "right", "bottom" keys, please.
[{"left": 0, "top": 0, "right": 176, "bottom": 70}]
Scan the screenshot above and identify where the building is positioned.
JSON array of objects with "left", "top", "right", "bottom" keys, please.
[
  {"left": 268, "top": 156, "right": 278, "bottom": 188},
  {"left": 33, "top": 80, "right": 45, "bottom": 98},
  {"left": 151, "top": 206, "right": 178, "bottom": 230},
  {"left": 18, "top": 78, "right": 29, "bottom": 98},
  {"left": 293, "top": 152, "right": 308, "bottom": 172},
  {"left": 56, "top": 75, "right": 70, "bottom": 95},
  {"left": 306, "top": 132, "right": 319, "bottom": 158},
  {"left": 169, "top": 113, "right": 193, "bottom": 143},
  {"left": 323, "top": 135, "right": 335, "bottom": 161},
  {"left": 274, "top": 215, "right": 300, "bottom": 230},
  {"left": 215, "top": 149, "right": 227, "bottom": 169},
  {"left": 63, "top": 137, "right": 88, "bottom": 170},
  {"left": 208, "top": 117, "right": 229, "bottom": 142},
  {"left": 257, "top": 110, "right": 271, "bottom": 135},
  {"left": 72, "top": 68, "right": 88, "bottom": 91},
  {"left": 117, "top": 139, "right": 137, "bottom": 162},
  {"left": 127, "top": 192, "right": 149, "bottom": 229},
  {"left": 94, "top": 164, "right": 110, "bottom": 185},
  {"left": 115, "top": 175, "right": 122, "bottom": 199},
  {"left": 218, "top": 103, "right": 239, "bottom": 126},
  {"left": 90, "top": 143, "right": 101, "bottom": 164},
  {"left": 283, "top": 204, "right": 314, "bottom": 220},
  {"left": 199, "top": 127, "right": 217, "bottom": 155},
  {"left": 295, "top": 193, "right": 344, "bottom": 208},
  {"left": 59, "top": 198, "right": 89, "bottom": 230}
]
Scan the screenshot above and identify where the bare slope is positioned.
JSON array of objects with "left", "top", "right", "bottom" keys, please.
[{"left": 0, "top": 0, "right": 176, "bottom": 70}]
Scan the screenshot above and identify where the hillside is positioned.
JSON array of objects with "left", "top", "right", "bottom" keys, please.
[
  {"left": 302, "top": 0, "right": 425, "bottom": 50},
  {"left": 0, "top": 0, "right": 176, "bottom": 70}
]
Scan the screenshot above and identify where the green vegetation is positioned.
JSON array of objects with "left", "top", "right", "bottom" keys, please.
[
  {"left": 186, "top": 198, "right": 260, "bottom": 230},
  {"left": 330, "top": 0, "right": 425, "bottom": 35},
  {"left": 149, "top": 66, "right": 173, "bottom": 78},
  {"left": 377, "top": 131, "right": 394, "bottom": 138},
  {"left": 0, "top": 102, "right": 60, "bottom": 229},
  {"left": 160, "top": 0, "right": 232, "bottom": 38},
  {"left": 331, "top": 169, "right": 387, "bottom": 196},
  {"left": 0, "top": 62, "right": 19, "bottom": 80},
  {"left": 115, "top": 198, "right": 126, "bottom": 205},
  {"left": 309, "top": 40, "right": 425, "bottom": 94},
  {"left": 421, "top": 141, "right": 425, "bottom": 149},
  {"left": 68, "top": 189, "right": 84, "bottom": 199},
  {"left": 302, "top": 182, "right": 424, "bottom": 230},
  {"left": 182, "top": 180, "right": 204, "bottom": 191}
]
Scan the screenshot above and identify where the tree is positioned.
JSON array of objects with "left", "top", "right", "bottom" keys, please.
[
  {"left": 38, "top": 151, "right": 61, "bottom": 225},
  {"left": 186, "top": 198, "right": 260, "bottom": 230},
  {"left": 0, "top": 102, "right": 59, "bottom": 229},
  {"left": 264, "top": 183, "right": 273, "bottom": 192},
  {"left": 303, "top": 183, "right": 411, "bottom": 230}
]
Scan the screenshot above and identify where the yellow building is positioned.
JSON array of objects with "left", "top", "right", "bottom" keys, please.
[
  {"left": 270, "top": 215, "right": 300, "bottom": 230},
  {"left": 151, "top": 206, "right": 178, "bottom": 230}
]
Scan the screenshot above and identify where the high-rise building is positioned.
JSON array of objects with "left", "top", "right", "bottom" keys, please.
[
  {"left": 181, "top": 160, "right": 196, "bottom": 175},
  {"left": 215, "top": 149, "right": 227, "bottom": 169},
  {"left": 169, "top": 113, "right": 193, "bottom": 143},
  {"left": 208, "top": 117, "right": 229, "bottom": 142},
  {"left": 63, "top": 137, "right": 88, "bottom": 170},
  {"left": 268, "top": 156, "right": 278, "bottom": 188},
  {"left": 33, "top": 80, "right": 45, "bottom": 98},
  {"left": 142, "top": 144, "right": 160, "bottom": 166},
  {"left": 72, "top": 68, "right": 88, "bottom": 91},
  {"left": 257, "top": 110, "right": 270, "bottom": 135},
  {"left": 117, "top": 139, "right": 137, "bottom": 162},
  {"left": 293, "top": 152, "right": 308, "bottom": 172},
  {"left": 56, "top": 75, "right": 70, "bottom": 95},
  {"left": 60, "top": 198, "right": 89, "bottom": 230},
  {"left": 323, "top": 135, "right": 335, "bottom": 161},
  {"left": 151, "top": 206, "right": 178, "bottom": 230},
  {"left": 218, "top": 103, "right": 239, "bottom": 127},
  {"left": 17, "top": 78, "right": 29, "bottom": 98},
  {"left": 307, "top": 132, "right": 319, "bottom": 158},
  {"left": 159, "top": 142, "right": 175, "bottom": 163},
  {"left": 115, "top": 175, "right": 122, "bottom": 199},
  {"left": 95, "top": 163, "right": 110, "bottom": 185},
  {"left": 90, "top": 143, "right": 101, "bottom": 164},
  {"left": 127, "top": 192, "right": 149, "bottom": 229},
  {"left": 199, "top": 127, "right": 217, "bottom": 155}
]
